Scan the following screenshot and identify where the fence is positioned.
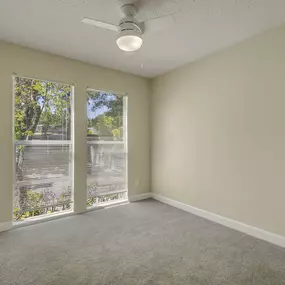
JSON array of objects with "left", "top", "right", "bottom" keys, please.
[{"left": 13, "top": 140, "right": 127, "bottom": 220}]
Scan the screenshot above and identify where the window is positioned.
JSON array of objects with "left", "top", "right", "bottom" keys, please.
[
  {"left": 86, "top": 89, "right": 128, "bottom": 207},
  {"left": 13, "top": 76, "right": 73, "bottom": 221}
]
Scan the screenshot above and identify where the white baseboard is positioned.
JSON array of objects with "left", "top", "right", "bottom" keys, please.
[
  {"left": 0, "top": 222, "right": 12, "bottom": 233},
  {"left": 129, "top": 192, "right": 152, "bottom": 202},
  {"left": 152, "top": 193, "right": 285, "bottom": 248}
]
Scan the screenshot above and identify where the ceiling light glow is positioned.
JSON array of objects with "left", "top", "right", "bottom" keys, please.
[{"left": 116, "top": 30, "right": 143, "bottom": 52}]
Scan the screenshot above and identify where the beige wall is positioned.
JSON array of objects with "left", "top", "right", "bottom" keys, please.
[
  {"left": 2, "top": 24, "right": 285, "bottom": 236},
  {"left": 151, "top": 24, "right": 285, "bottom": 237},
  {"left": 0, "top": 41, "right": 151, "bottom": 225}
]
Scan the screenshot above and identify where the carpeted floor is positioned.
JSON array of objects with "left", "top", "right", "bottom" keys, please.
[{"left": 1, "top": 199, "right": 285, "bottom": 285}]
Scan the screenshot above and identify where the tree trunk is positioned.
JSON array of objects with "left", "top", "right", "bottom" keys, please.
[
  {"left": 15, "top": 146, "right": 27, "bottom": 212},
  {"left": 18, "top": 104, "right": 42, "bottom": 214}
]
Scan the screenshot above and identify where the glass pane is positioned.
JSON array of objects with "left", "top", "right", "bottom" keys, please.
[
  {"left": 86, "top": 90, "right": 127, "bottom": 207},
  {"left": 13, "top": 77, "right": 73, "bottom": 221}
]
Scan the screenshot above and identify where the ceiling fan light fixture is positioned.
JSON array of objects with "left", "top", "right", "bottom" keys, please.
[{"left": 116, "top": 30, "right": 143, "bottom": 52}]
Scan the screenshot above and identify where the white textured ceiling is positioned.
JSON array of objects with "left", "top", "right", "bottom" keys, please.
[{"left": 0, "top": 0, "right": 285, "bottom": 78}]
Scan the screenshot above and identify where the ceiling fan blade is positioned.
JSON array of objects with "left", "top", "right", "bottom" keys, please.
[
  {"left": 143, "top": 14, "right": 175, "bottom": 33},
  {"left": 81, "top": 18, "right": 119, "bottom": 32}
]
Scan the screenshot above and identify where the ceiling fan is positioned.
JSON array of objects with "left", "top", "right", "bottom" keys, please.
[{"left": 81, "top": 1, "right": 175, "bottom": 52}]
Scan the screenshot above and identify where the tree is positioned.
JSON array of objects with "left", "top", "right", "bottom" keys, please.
[
  {"left": 87, "top": 91, "right": 124, "bottom": 139},
  {"left": 87, "top": 90, "right": 123, "bottom": 118},
  {"left": 14, "top": 77, "right": 71, "bottom": 141},
  {"left": 86, "top": 91, "right": 125, "bottom": 191}
]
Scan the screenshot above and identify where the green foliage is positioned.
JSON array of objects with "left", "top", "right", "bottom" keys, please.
[
  {"left": 93, "top": 115, "right": 113, "bottom": 136},
  {"left": 14, "top": 77, "right": 71, "bottom": 141},
  {"left": 14, "top": 191, "right": 43, "bottom": 220},
  {"left": 13, "top": 190, "right": 71, "bottom": 221},
  {"left": 111, "top": 128, "right": 121, "bottom": 139},
  {"left": 87, "top": 90, "right": 123, "bottom": 118},
  {"left": 87, "top": 193, "right": 124, "bottom": 207},
  {"left": 87, "top": 90, "right": 124, "bottom": 139}
]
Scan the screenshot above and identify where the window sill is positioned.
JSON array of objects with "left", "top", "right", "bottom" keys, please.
[
  {"left": 13, "top": 210, "right": 74, "bottom": 229},
  {"left": 12, "top": 199, "right": 129, "bottom": 230},
  {"left": 86, "top": 198, "right": 129, "bottom": 212}
]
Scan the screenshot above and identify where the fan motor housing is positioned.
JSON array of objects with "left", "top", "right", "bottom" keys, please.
[{"left": 119, "top": 16, "right": 142, "bottom": 33}]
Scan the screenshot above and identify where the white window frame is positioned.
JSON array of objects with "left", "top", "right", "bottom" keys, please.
[
  {"left": 86, "top": 88, "right": 128, "bottom": 207},
  {"left": 12, "top": 75, "right": 75, "bottom": 224}
]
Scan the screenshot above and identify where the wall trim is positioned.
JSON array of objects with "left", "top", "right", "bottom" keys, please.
[
  {"left": 152, "top": 193, "right": 285, "bottom": 248},
  {"left": 129, "top": 192, "right": 152, "bottom": 202},
  {"left": 0, "top": 222, "right": 12, "bottom": 233}
]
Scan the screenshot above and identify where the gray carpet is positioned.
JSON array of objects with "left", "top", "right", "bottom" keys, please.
[{"left": 1, "top": 199, "right": 285, "bottom": 285}]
